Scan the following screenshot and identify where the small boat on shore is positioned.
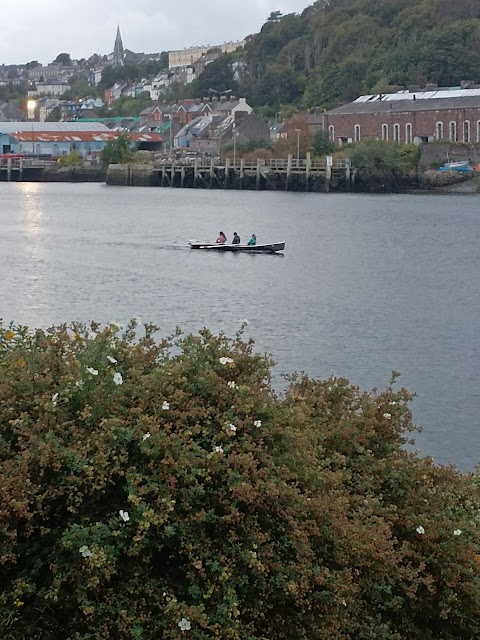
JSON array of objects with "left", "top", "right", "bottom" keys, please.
[{"left": 189, "top": 241, "right": 286, "bottom": 253}]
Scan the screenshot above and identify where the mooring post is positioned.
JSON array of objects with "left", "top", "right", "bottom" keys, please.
[
  {"left": 210, "top": 158, "right": 214, "bottom": 188},
  {"left": 345, "top": 158, "right": 351, "bottom": 191},
  {"left": 224, "top": 157, "right": 230, "bottom": 188},
  {"left": 7, "top": 158, "right": 11, "bottom": 182},
  {"left": 19, "top": 157, "right": 23, "bottom": 181},
  {"left": 325, "top": 164, "right": 332, "bottom": 193},
  {"left": 194, "top": 158, "right": 199, "bottom": 188},
  {"left": 305, "top": 152, "right": 311, "bottom": 191},
  {"left": 240, "top": 159, "right": 245, "bottom": 189},
  {"left": 170, "top": 161, "right": 175, "bottom": 187},
  {"left": 256, "top": 159, "right": 262, "bottom": 190},
  {"left": 161, "top": 164, "right": 166, "bottom": 186}
]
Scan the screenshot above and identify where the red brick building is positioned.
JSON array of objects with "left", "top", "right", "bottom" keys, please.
[{"left": 322, "top": 85, "right": 480, "bottom": 146}]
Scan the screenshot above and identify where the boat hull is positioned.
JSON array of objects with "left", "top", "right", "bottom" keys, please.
[{"left": 189, "top": 242, "right": 286, "bottom": 253}]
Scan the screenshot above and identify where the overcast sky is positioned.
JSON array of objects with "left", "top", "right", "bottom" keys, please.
[{"left": 1, "top": 0, "right": 309, "bottom": 65}]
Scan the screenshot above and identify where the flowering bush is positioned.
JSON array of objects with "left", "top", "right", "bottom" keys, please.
[{"left": 0, "top": 321, "right": 479, "bottom": 639}]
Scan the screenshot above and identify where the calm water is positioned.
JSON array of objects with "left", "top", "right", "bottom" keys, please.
[{"left": 1, "top": 182, "right": 479, "bottom": 469}]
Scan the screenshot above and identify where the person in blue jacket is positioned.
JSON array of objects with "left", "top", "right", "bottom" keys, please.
[{"left": 248, "top": 233, "right": 257, "bottom": 246}]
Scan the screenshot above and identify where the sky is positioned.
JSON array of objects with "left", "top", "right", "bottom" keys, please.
[{"left": 0, "top": 0, "right": 309, "bottom": 66}]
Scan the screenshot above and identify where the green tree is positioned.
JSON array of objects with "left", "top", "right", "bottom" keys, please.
[
  {"left": 54, "top": 52, "right": 72, "bottom": 66},
  {"left": 100, "top": 135, "right": 134, "bottom": 167},
  {"left": 45, "top": 106, "right": 61, "bottom": 122},
  {"left": 313, "top": 129, "right": 336, "bottom": 155},
  {"left": 188, "top": 56, "right": 238, "bottom": 98},
  {"left": 349, "top": 139, "right": 403, "bottom": 190}
]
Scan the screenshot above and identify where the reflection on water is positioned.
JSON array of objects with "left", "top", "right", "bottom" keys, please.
[{"left": 0, "top": 183, "right": 479, "bottom": 470}]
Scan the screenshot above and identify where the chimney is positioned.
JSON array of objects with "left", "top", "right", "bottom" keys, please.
[
  {"left": 220, "top": 95, "right": 227, "bottom": 102},
  {"left": 195, "top": 97, "right": 201, "bottom": 104},
  {"left": 408, "top": 84, "right": 420, "bottom": 93},
  {"left": 212, "top": 96, "right": 218, "bottom": 102},
  {"left": 460, "top": 80, "right": 475, "bottom": 89},
  {"left": 203, "top": 96, "right": 209, "bottom": 103},
  {"left": 230, "top": 95, "right": 237, "bottom": 101},
  {"left": 425, "top": 83, "right": 438, "bottom": 92}
]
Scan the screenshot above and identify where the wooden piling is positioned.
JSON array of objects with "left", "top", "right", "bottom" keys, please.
[{"left": 305, "top": 152, "right": 311, "bottom": 191}]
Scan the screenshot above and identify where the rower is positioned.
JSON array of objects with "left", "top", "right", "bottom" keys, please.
[
  {"left": 232, "top": 232, "right": 241, "bottom": 245},
  {"left": 248, "top": 233, "right": 257, "bottom": 246},
  {"left": 216, "top": 231, "right": 227, "bottom": 244}
]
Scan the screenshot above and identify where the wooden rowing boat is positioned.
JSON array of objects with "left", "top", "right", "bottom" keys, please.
[{"left": 189, "top": 241, "right": 286, "bottom": 253}]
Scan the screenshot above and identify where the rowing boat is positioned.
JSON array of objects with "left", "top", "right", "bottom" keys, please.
[{"left": 189, "top": 241, "right": 286, "bottom": 253}]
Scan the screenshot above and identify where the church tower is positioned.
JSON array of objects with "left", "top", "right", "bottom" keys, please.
[{"left": 113, "top": 25, "right": 124, "bottom": 67}]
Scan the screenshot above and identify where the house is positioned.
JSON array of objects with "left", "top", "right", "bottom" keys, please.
[
  {"left": 209, "top": 97, "right": 253, "bottom": 117},
  {"left": 35, "top": 81, "right": 71, "bottom": 97},
  {"left": 104, "top": 83, "right": 128, "bottom": 105},
  {"left": 322, "top": 82, "right": 480, "bottom": 145},
  {"left": 0, "top": 100, "right": 24, "bottom": 122}
]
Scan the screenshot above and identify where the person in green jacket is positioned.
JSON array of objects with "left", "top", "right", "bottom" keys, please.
[{"left": 248, "top": 234, "right": 257, "bottom": 246}]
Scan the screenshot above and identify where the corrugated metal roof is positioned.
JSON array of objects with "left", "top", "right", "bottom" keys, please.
[
  {"left": 355, "top": 88, "right": 480, "bottom": 103},
  {"left": 4, "top": 131, "right": 162, "bottom": 143},
  {"left": 0, "top": 122, "right": 110, "bottom": 133},
  {"left": 326, "top": 95, "right": 480, "bottom": 115}
]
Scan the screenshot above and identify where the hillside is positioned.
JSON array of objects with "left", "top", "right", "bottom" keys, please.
[{"left": 192, "top": 0, "right": 480, "bottom": 111}]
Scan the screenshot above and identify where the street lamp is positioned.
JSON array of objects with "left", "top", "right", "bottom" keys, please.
[
  {"left": 27, "top": 99, "right": 36, "bottom": 156},
  {"left": 295, "top": 128, "right": 300, "bottom": 166}
]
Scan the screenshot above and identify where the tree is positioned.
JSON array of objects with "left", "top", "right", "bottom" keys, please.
[
  {"left": 188, "top": 56, "right": 238, "bottom": 98},
  {"left": 54, "top": 53, "right": 72, "bottom": 66},
  {"left": 267, "top": 10, "right": 283, "bottom": 21},
  {"left": 25, "top": 60, "right": 40, "bottom": 69},
  {"left": 349, "top": 139, "right": 403, "bottom": 190},
  {"left": 313, "top": 129, "right": 336, "bottom": 156},
  {"left": 100, "top": 135, "right": 134, "bottom": 167},
  {"left": 45, "top": 106, "right": 61, "bottom": 122}
]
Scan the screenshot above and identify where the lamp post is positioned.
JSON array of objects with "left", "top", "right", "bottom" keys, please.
[
  {"left": 27, "top": 99, "right": 37, "bottom": 156},
  {"left": 295, "top": 128, "right": 300, "bottom": 166}
]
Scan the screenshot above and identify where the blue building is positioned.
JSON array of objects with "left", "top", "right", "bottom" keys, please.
[{"left": 0, "top": 122, "right": 161, "bottom": 157}]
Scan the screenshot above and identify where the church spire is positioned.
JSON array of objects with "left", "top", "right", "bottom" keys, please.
[{"left": 113, "top": 25, "right": 124, "bottom": 67}]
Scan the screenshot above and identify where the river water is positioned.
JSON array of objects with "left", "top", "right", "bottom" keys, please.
[{"left": 1, "top": 182, "right": 479, "bottom": 469}]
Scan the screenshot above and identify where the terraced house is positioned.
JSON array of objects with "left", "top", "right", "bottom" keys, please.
[{"left": 322, "top": 82, "right": 480, "bottom": 145}]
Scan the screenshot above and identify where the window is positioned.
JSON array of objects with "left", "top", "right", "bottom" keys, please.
[
  {"left": 354, "top": 124, "right": 361, "bottom": 142},
  {"left": 449, "top": 121, "right": 457, "bottom": 142},
  {"left": 328, "top": 125, "right": 335, "bottom": 141},
  {"left": 382, "top": 124, "right": 388, "bottom": 141},
  {"left": 463, "top": 120, "right": 470, "bottom": 143},
  {"left": 436, "top": 122, "right": 444, "bottom": 140},
  {"left": 393, "top": 124, "right": 400, "bottom": 143},
  {"left": 405, "top": 123, "right": 413, "bottom": 144}
]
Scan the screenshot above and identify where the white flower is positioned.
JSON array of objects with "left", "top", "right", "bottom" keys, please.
[
  {"left": 162, "top": 401, "right": 170, "bottom": 411},
  {"left": 240, "top": 318, "right": 249, "bottom": 325},
  {"left": 342, "top": 599, "right": 347, "bottom": 607},
  {"left": 214, "top": 446, "right": 224, "bottom": 454},
  {"left": 51, "top": 393, "right": 59, "bottom": 406},
  {"left": 453, "top": 529, "right": 462, "bottom": 536},
  {"left": 107, "top": 355, "right": 117, "bottom": 364},
  {"left": 119, "top": 510, "right": 130, "bottom": 522},
  {"left": 253, "top": 420, "right": 262, "bottom": 428},
  {"left": 79, "top": 545, "right": 92, "bottom": 558},
  {"left": 86, "top": 367, "right": 98, "bottom": 376},
  {"left": 229, "top": 423, "right": 237, "bottom": 433},
  {"left": 390, "top": 401, "right": 397, "bottom": 406},
  {"left": 142, "top": 432, "right": 151, "bottom": 441},
  {"left": 178, "top": 618, "right": 191, "bottom": 632},
  {"left": 219, "top": 357, "right": 234, "bottom": 365},
  {"left": 88, "top": 331, "right": 97, "bottom": 341},
  {"left": 113, "top": 372, "right": 123, "bottom": 386},
  {"left": 383, "top": 413, "right": 391, "bottom": 419},
  {"left": 227, "top": 381, "right": 238, "bottom": 389},
  {"left": 75, "top": 380, "right": 84, "bottom": 388},
  {"left": 416, "top": 526, "right": 425, "bottom": 535}
]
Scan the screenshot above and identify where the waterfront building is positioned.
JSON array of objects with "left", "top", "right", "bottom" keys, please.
[
  {"left": 321, "top": 82, "right": 480, "bottom": 145},
  {"left": 0, "top": 122, "right": 161, "bottom": 157}
]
